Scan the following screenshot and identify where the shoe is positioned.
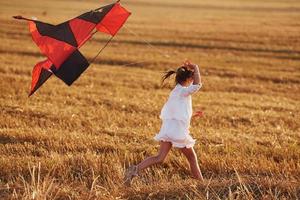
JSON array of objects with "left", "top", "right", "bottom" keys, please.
[{"left": 124, "top": 165, "right": 138, "bottom": 186}]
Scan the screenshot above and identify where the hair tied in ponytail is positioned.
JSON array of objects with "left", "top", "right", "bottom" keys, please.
[{"left": 161, "top": 70, "right": 176, "bottom": 85}]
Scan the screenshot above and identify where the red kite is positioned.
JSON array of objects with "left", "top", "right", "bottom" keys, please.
[{"left": 14, "top": 1, "right": 131, "bottom": 96}]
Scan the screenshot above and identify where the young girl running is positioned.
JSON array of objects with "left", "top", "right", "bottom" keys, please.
[{"left": 124, "top": 61, "right": 204, "bottom": 185}]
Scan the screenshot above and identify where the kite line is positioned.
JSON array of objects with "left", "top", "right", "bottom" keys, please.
[
  {"left": 89, "top": 35, "right": 115, "bottom": 64},
  {"left": 123, "top": 25, "right": 171, "bottom": 59},
  {"left": 111, "top": 25, "right": 178, "bottom": 68}
]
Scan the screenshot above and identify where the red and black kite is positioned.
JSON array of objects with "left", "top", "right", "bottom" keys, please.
[{"left": 14, "top": 1, "right": 131, "bottom": 96}]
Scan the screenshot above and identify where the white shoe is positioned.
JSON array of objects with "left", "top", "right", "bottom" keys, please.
[{"left": 124, "top": 165, "right": 138, "bottom": 186}]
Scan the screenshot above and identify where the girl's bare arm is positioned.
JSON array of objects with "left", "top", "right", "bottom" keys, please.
[
  {"left": 184, "top": 61, "right": 201, "bottom": 85},
  {"left": 192, "top": 64, "right": 201, "bottom": 85}
]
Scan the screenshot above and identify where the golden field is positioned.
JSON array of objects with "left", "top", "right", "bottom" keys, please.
[{"left": 0, "top": 0, "right": 299, "bottom": 199}]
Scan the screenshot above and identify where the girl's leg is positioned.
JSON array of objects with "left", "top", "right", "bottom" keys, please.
[
  {"left": 137, "top": 141, "right": 172, "bottom": 173},
  {"left": 180, "top": 147, "right": 204, "bottom": 181}
]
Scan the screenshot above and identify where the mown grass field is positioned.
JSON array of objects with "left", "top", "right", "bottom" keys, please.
[{"left": 0, "top": 0, "right": 300, "bottom": 199}]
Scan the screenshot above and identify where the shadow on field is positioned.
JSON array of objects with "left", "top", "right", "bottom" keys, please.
[
  {"left": 127, "top": 1, "right": 300, "bottom": 14},
  {"left": 123, "top": 178, "right": 300, "bottom": 200},
  {"left": 0, "top": 135, "right": 16, "bottom": 144},
  {"left": 1, "top": 26, "right": 300, "bottom": 60},
  {"left": 109, "top": 39, "right": 300, "bottom": 56}
]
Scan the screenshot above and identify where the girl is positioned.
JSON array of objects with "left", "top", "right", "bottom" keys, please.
[{"left": 124, "top": 61, "right": 204, "bottom": 185}]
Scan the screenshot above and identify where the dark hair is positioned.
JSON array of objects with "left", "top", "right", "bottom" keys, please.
[{"left": 161, "top": 66, "right": 194, "bottom": 85}]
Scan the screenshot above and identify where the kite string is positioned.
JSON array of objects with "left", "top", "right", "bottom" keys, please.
[
  {"left": 123, "top": 25, "right": 172, "bottom": 59},
  {"left": 110, "top": 25, "right": 177, "bottom": 68},
  {"left": 89, "top": 35, "right": 115, "bottom": 64},
  {"left": 89, "top": 25, "right": 176, "bottom": 67}
]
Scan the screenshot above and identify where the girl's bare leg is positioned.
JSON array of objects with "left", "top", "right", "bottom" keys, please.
[
  {"left": 180, "top": 147, "right": 204, "bottom": 180},
  {"left": 137, "top": 141, "right": 172, "bottom": 173}
]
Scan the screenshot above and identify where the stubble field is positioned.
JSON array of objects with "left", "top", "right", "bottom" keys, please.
[{"left": 0, "top": 0, "right": 300, "bottom": 199}]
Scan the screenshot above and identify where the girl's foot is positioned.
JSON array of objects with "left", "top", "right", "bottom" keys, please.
[{"left": 124, "top": 165, "right": 138, "bottom": 186}]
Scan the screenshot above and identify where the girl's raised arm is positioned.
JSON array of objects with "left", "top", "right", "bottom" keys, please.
[
  {"left": 183, "top": 61, "right": 201, "bottom": 85},
  {"left": 192, "top": 64, "right": 201, "bottom": 85},
  {"left": 180, "top": 62, "right": 202, "bottom": 97}
]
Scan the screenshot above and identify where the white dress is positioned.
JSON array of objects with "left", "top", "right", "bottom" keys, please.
[{"left": 154, "top": 83, "right": 202, "bottom": 148}]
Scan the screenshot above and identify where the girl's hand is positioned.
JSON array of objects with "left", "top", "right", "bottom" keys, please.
[
  {"left": 183, "top": 60, "right": 197, "bottom": 70},
  {"left": 192, "top": 110, "right": 204, "bottom": 118},
  {"left": 184, "top": 60, "right": 201, "bottom": 85}
]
